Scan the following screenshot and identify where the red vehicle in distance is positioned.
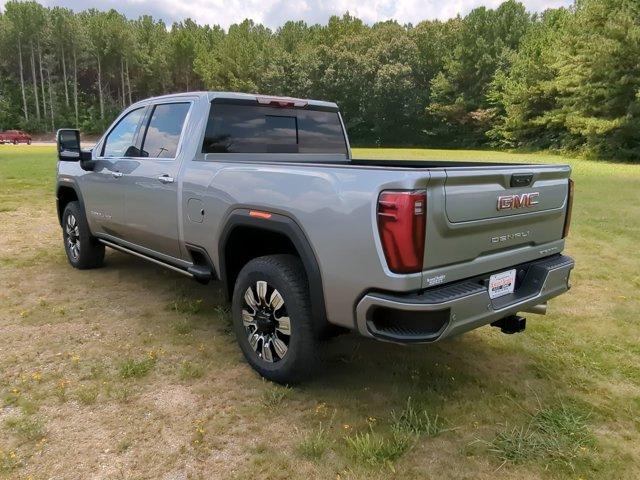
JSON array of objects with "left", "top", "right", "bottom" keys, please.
[{"left": 0, "top": 130, "right": 32, "bottom": 145}]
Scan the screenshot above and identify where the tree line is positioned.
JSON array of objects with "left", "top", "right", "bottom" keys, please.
[{"left": 0, "top": 0, "right": 638, "bottom": 159}]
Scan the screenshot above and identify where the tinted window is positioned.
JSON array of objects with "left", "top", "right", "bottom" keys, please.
[
  {"left": 102, "top": 108, "right": 145, "bottom": 157},
  {"left": 202, "top": 104, "right": 347, "bottom": 155},
  {"left": 140, "top": 103, "right": 190, "bottom": 158}
]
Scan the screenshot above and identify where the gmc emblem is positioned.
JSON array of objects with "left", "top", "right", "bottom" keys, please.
[{"left": 497, "top": 192, "right": 540, "bottom": 211}]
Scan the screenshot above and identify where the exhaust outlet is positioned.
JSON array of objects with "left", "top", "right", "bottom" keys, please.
[{"left": 522, "top": 303, "right": 547, "bottom": 315}]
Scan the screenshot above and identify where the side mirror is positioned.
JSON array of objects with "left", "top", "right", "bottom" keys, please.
[
  {"left": 57, "top": 128, "right": 94, "bottom": 169},
  {"left": 57, "top": 129, "right": 82, "bottom": 161}
]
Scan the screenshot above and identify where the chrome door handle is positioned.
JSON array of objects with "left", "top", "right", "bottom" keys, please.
[
  {"left": 112, "top": 171, "right": 123, "bottom": 178},
  {"left": 158, "top": 174, "right": 174, "bottom": 184}
]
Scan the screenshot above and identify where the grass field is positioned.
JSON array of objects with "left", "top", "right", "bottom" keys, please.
[{"left": 1, "top": 145, "right": 639, "bottom": 479}]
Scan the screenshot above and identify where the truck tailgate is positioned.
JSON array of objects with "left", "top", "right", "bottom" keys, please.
[{"left": 423, "top": 165, "right": 571, "bottom": 273}]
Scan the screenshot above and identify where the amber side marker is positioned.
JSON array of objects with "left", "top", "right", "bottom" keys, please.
[{"left": 249, "top": 210, "right": 272, "bottom": 219}]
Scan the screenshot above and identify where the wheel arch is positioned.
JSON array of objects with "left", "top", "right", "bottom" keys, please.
[
  {"left": 56, "top": 182, "right": 86, "bottom": 226},
  {"left": 219, "top": 209, "right": 328, "bottom": 333}
]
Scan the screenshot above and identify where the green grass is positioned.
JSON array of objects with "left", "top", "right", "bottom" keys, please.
[
  {"left": 0, "top": 146, "right": 56, "bottom": 212},
  {"left": 487, "top": 402, "right": 596, "bottom": 473},
  {"left": 4, "top": 415, "right": 45, "bottom": 443},
  {"left": 171, "top": 318, "right": 195, "bottom": 335},
  {"left": 390, "top": 397, "right": 445, "bottom": 437},
  {"left": 169, "top": 296, "right": 204, "bottom": 315},
  {"left": 261, "top": 384, "right": 293, "bottom": 407},
  {"left": 345, "top": 425, "right": 415, "bottom": 467},
  {"left": 75, "top": 385, "right": 99, "bottom": 405},
  {"left": 118, "top": 357, "right": 155, "bottom": 379},
  {"left": 0, "top": 145, "right": 639, "bottom": 479},
  {"left": 297, "top": 424, "right": 333, "bottom": 461},
  {"left": 178, "top": 360, "right": 204, "bottom": 380}
]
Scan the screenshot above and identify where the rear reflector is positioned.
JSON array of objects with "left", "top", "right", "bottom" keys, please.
[
  {"left": 562, "top": 179, "right": 574, "bottom": 238},
  {"left": 377, "top": 190, "right": 426, "bottom": 274}
]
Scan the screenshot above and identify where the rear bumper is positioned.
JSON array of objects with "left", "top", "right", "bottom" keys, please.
[{"left": 355, "top": 254, "right": 574, "bottom": 343}]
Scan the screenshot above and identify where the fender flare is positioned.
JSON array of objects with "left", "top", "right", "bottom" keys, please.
[
  {"left": 56, "top": 180, "right": 86, "bottom": 226},
  {"left": 218, "top": 209, "right": 328, "bottom": 329}
]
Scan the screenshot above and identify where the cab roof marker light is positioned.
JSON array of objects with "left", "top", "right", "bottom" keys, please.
[{"left": 256, "top": 96, "right": 308, "bottom": 108}]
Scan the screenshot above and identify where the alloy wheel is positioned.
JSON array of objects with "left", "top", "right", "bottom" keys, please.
[
  {"left": 241, "top": 280, "right": 291, "bottom": 363},
  {"left": 65, "top": 213, "right": 81, "bottom": 260}
]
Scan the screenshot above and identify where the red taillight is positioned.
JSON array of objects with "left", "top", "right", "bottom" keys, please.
[
  {"left": 377, "top": 190, "right": 426, "bottom": 274},
  {"left": 562, "top": 179, "right": 574, "bottom": 238}
]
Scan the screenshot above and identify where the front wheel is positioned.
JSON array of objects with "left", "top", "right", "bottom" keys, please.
[
  {"left": 62, "top": 201, "right": 105, "bottom": 269},
  {"left": 231, "top": 255, "right": 318, "bottom": 384}
]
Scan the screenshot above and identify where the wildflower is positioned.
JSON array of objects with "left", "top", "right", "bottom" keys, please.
[{"left": 148, "top": 349, "right": 163, "bottom": 360}]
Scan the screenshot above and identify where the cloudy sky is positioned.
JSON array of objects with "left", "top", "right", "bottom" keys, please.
[{"left": 0, "top": 0, "right": 574, "bottom": 29}]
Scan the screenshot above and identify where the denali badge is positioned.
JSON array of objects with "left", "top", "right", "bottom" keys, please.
[
  {"left": 497, "top": 192, "right": 540, "bottom": 211},
  {"left": 425, "top": 274, "right": 446, "bottom": 286},
  {"left": 491, "top": 230, "right": 531, "bottom": 244}
]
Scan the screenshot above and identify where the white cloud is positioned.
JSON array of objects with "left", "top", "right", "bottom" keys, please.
[{"left": 1, "top": 0, "right": 574, "bottom": 29}]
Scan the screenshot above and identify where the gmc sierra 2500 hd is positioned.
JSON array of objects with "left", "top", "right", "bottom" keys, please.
[{"left": 55, "top": 91, "right": 575, "bottom": 383}]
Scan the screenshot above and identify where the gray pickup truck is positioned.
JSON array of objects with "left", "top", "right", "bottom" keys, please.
[{"left": 55, "top": 91, "right": 575, "bottom": 383}]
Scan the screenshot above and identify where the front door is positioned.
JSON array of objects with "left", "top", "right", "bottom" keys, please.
[
  {"left": 81, "top": 107, "right": 146, "bottom": 238},
  {"left": 121, "top": 102, "right": 191, "bottom": 259}
]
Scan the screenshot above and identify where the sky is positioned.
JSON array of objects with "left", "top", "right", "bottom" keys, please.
[{"left": 0, "top": 0, "right": 574, "bottom": 29}]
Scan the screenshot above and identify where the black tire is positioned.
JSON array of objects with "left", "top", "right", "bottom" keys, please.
[
  {"left": 232, "top": 254, "right": 318, "bottom": 384},
  {"left": 62, "top": 201, "right": 105, "bottom": 269}
]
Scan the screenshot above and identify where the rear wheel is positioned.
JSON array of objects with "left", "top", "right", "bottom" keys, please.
[
  {"left": 231, "top": 254, "right": 318, "bottom": 384},
  {"left": 62, "top": 201, "right": 105, "bottom": 269}
]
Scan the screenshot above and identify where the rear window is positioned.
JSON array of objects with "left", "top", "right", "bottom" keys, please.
[{"left": 202, "top": 103, "right": 347, "bottom": 155}]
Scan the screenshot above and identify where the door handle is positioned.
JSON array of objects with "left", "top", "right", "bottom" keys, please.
[
  {"left": 112, "top": 171, "right": 123, "bottom": 178},
  {"left": 158, "top": 174, "right": 174, "bottom": 184}
]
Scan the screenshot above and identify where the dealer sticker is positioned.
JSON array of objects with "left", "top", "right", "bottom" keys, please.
[{"left": 488, "top": 269, "right": 517, "bottom": 299}]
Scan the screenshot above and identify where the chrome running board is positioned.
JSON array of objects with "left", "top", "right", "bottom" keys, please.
[{"left": 99, "top": 239, "right": 194, "bottom": 278}]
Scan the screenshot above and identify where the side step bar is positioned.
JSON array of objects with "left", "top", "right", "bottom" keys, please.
[
  {"left": 187, "top": 265, "right": 214, "bottom": 284},
  {"left": 99, "top": 239, "right": 194, "bottom": 278}
]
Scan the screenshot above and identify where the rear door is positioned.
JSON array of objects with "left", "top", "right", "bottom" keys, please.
[
  {"left": 423, "top": 165, "right": 571, "bottom": 272},
  {"left": 121, "top": 101, "right": 191, "bottom": 258}
]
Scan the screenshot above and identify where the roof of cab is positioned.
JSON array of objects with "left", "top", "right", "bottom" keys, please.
[{"left": 129, "top": 91, "right": 338, "bottom": 110}]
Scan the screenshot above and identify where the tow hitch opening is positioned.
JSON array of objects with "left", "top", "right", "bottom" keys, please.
[{"left": 491, "top": 315, "right": 526, "bottom": 334}]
